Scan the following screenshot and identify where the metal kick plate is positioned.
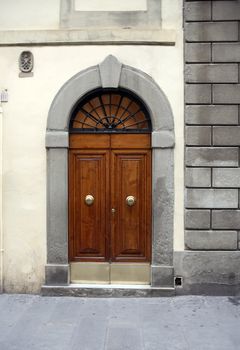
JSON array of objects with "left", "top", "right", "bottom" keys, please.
[
  {"left": 70, "top": 262, "right": 110, "bottom": 284},
  {"left": 110, "top": 263, "right": 150, "bottom": 285},
  {"left": 70, "top": 262, "right": 150, "bottom": 284}
]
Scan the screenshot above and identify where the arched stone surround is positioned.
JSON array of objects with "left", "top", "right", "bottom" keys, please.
[{"left": 45, "top": 55, "right": 175, "bottom": 288}]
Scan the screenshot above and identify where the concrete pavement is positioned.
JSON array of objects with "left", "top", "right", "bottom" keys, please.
[{"left": 0, "top": 294, "right": 239, "bottom": 350}]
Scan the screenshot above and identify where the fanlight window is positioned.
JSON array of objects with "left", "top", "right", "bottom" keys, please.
[{"left": 70, "top": 89, "right": 151, "bottom": 133}]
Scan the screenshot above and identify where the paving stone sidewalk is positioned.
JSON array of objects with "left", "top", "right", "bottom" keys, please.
[{"left": 0, "top": 294, "right": 239, "bottom": 350}]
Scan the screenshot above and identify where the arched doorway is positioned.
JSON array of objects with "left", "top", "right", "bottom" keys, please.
[
  {"left": 69, "top": 88, "right": 152, "bottom": 284},
  {"left": 44, "top": 55, "right": 175, "bottom": 291}
]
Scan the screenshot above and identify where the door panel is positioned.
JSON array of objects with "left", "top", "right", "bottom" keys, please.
[
  {"left": 69, "top": 150, "right": 110, "bottom": 261},
  {"left": 69, "top": 134, "right": 151, "bottom": 267},
  {"left": 111, "top": 134, "right": 151, "bottom": 149},
  {"left": 70, "top": 134, "right": 110, "bottom": 149},
  {"left": 111, "top": 150, "right": 151, "bottom": 262}
]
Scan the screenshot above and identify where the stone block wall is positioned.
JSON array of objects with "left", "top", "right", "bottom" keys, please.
[{"left": 184, "top": 0, "right": 240, "bottom": 251}]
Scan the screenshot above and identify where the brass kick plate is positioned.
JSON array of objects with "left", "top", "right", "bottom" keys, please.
[
  {"left": 70, "top": 262, "right": 109, "bottom": 284},
  {"left": 111, "top": 263, "right": 150, "bottom": 284},
  {"left": 70, "top": 262, "right": 150, "bottom": 284}
]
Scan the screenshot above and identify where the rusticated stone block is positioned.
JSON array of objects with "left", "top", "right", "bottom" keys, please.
[
  {"left": 186, "top": 147, "right": 239, "bottom": 167},
  {"left": 213, "top": 84, "right": 240, "bottom": 104},
  {"left": 185, "top": 64, "right": 238, "bottom": 83},
  {"left": 185, "top": 1, "right": 211, "bottom": 21},
  {"left": 213, "top": 126, "right": 240, "bottom": 146},
  {"left": 185, "top": 22, "right": 238, "bottom": 42},
  {"left": 174, "top": 251, "right": 240, "bottom": 295},
  {"left": 213, "top": 1, "right": 240, "bottom": 20},
  {"left": 185, "top": 43, "right": 211, "bottom": 63},
  {"left": 186, "top": 189, "right": 238, "bottom": 209},
  {"left": 213, "top": 43, "right": 240, "bottom": 63},
  {"left": 185, "top": 168, "right": 211, "bottom": 187},
  {"left": 185, "top": 84, "right": 211, "bottom": 104},
  {"left": 185, "top": 209, "right": 210, "bottom": 229},
  {"left": 185, "top": 105, "right": 238, "bottom": 125},
  {"left": 213, "top": 168, "right": 240, "bottom": 188},
  {"left": 185, "top": 230, "right": 238, "bottom": 250},
  {"left": 186, "top": 126, "right": 211, "bottom": 146},
  {"left": 212, "top": 210, "right": 240, "bottom": 229}
]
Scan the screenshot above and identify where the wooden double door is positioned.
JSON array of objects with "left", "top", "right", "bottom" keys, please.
[{"left": 69, "top": 134, "right": 151, "bottom": 271}]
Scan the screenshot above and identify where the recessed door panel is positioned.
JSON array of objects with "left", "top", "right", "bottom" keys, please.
[
  {"left": 111, "top": 150, "right": 151, "bottom": 262},
  {"left": 69, "top": 150, "right": 110, "bottom": 261}
]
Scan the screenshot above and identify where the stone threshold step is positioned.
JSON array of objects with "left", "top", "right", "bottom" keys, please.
[{"left": 41, "top": 284, "right": 175, "bottom": 297}]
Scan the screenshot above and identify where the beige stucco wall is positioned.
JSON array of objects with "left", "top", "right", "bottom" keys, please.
[
  {"left": 0, "top": 0, "right": 179, "bottom": 31},
  {"left": 0, "top": 0, "right": 183, "bottom": 293},
  {"left": 0, "top": 0, "right": 60, "bottom": 30},
  {"left": 74, "top": 0, "right": 147, "bottom": 12}
]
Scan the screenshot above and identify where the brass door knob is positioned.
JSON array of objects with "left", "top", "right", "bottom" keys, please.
[
  {"left": 126, "top": 195, "right": 136, "bottom": 207},
  {"left": 85, "top": 194, "right": 94, "bottom": 206}
]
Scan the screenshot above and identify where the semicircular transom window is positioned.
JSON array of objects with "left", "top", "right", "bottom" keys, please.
[{"left": 70, "top": 89, "right": 152, "bottom": 133}]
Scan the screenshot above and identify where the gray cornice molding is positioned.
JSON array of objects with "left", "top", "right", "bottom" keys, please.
[{"left": 0, "top": 29, "right": 176, "bottom": 46}]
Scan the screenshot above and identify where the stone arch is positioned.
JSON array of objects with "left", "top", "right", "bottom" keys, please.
[{"left": 45, "top": 55, "right": 175, "bottom": 289}]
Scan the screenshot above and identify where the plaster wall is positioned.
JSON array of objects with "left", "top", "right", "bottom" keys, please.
[
  {"left": 0, "top": 0, "right": 60, "bottom": 30},
  {"left": 74, "top": 0, "right": 147, "bottom": 12},
  {"left": 0, "top": 1, "right": 183, "bottom": 293},
  {"left": 0, "top": 0, "right": 179, "bottom": 31}
]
